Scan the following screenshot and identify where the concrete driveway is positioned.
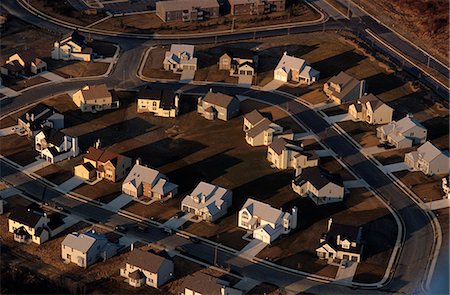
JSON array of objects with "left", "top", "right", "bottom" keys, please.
[
  {"left": 103, "top": 193, "right": 133, "bottom": 212},
  {"left": 58, "top": 176, "right": 85, "bottom": 192},
  {"left": 261, "top": 79, "right": 284, "bottom": 91},
  {"left": 382, "top": 162, "right": 409, "bottom": 173},
  {"left": 162, "top": 212, "right": 194, "bottom": 229},
  {"left": 23, "top": 158, "right": 52, "bottom": 173},
  {"left": 0, "top": 125, "right": 19, "bottom": 137},
  {"left": 238, "top": 239, "right": 267, "bottom": 258}
]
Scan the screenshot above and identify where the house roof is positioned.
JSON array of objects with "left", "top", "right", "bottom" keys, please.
[
  {"left": 164, "top": 44, "right": 196, "bottom": 65},
  {"left": 246, "top": 118, "right": 280, "bottom": 138},
  {"left": 81, "top": 161, "right": 96, "bottom": 172},
  {"left": 182, "top": 182, "right": 230, "bottom": 214},
  {"left": 244, "top": 109, "right": 265, "bottom": 126},
  {"left": 393, "top": 115, "right": 426, "bottom": 134},
  {"left": 359, "top": 94, "right": 389, "bottom": 111},
  {"left": 241, "top": 198, "right": 286, "bottom": 225},
  {"left": 128, "top": 269, "right": 145, "bottom": 280},
  {"left": 180, "top": 272, "right": 225, "bottom": 295},
  {"left": 416, "top": 141, "right": 447, "bottom": 163},
  {"left": 61, "top": 230, "right": 106, "bottom": 253},
  {"left": 8, "top": 206, "right": 44, "bottom": 228},
  {"left": 40, "top": 127, "right": 66, "bottom": 146},
  {"left": 79, "top": 84, "right": 111, "bottom": 102},
  {"left": 15, "top": 49, "right": 40, "bottom": 64},
  {"left": 123, "top": 162, "right": 177, "bottom": 195},
  {"left": 62, "top": 30, "right": 86, "bottom": 47},
  {"left": 275, "top": 52, "right": 307, "bottom": 74},
  {"left": 323, "top": 221, "right": 362, "bottom": 254},
  {"left": 157, "top": 0, "right": 219, "bottom": 10},
  {"left": 126, "top": 249, "right": 171, "bottom": 273},
  {"left": 327, "top": 71, "right": 362, "bottom": 100},
  {"left": 2, "top": 60, "right": 23, "bottom": 72},
  {"left": 269, "top": 137, "right": 301, "bottom": 155},
  {"left": 138, "top": 87, "right": 178, "bottom": 110},
  {"left": 202, "top": 91, "right": 238, "bottom": 109},
  {"left": 18, "top": 103, "right": 55, "bottom": 124},
  {"left": 293, "top": 166, "right": 343, "bottom": 190}
]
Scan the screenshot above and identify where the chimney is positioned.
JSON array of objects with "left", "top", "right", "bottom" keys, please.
[
  {"left": 209, "top": 88, "right": 213, "bottom": 93},
  {"left": 201, "top": 194, "right": 206, "bottom": 203},
  {"left": 131, "top": 243, "right": 134, "bottom": 251},
  {"left": 26, "top": 113, "right": 30, "bottom": 121},
  {"left": 283, "top": 51, "right": 287, "bottom": 56},
  {"left": 72, "top": 137, "right": 79, "bottom": 156},
  {"left": 291, "top": 206, "right": 298, "bottom": 230},
  {"left": 175, "top": 94, "right": 179, "bottom": 109},
  {"left": 95, "top": 139, "right": 101, "bottom": 149},
  {"left": 327, "top": 218, "right": 333, "bottom": 231},
  {"left": 31, "top": 113, "right": 35, "bottom": 122},
  {"left": 64, "top": 135, "right": 69, "bottom": 151},
  {"left": 359, "top": 80, "right": 366, "bottom": 99},
  {"left": 136, "top": 158, "right": 140, "bottom": 166},
  {"left": 337, "top": 234, "right": 341, "bottom": 245}
]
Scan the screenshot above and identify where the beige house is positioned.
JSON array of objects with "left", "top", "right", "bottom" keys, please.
[
  {"left": 405, "top": 141, "right": 449, "bottom": 176},
  {"left": 181, "top": 182, "right": 232, "bottom": 222},
  {"left": 122, "top": 160, "right": 178, "bottom": 202},
  {"left": 324, "top": 71, "right": 366, "bottom": 104},
  {"left": 137, "top": 87, "right": 180, "bottom": 117},
  {"left": 348, "top": 94, "right": 393, "bottom": 125},
  {"left": 377, "top": 115, "right": 427, "bottom": 148},
  {"left": 274, "top": 52, "right": 319, "bottom": 85},
  {"left": 120, "top": 249, "right": 174, "bottom": 288},
  {"left": 1, "top": 50, "right": 47, "bottom": 76},
  {"left": 51, "top": 30, "right": 93, "bottom": 61},
  {"left": 163, "top": 44, "right": 197, "bottom": 73},
  {"left": 267, "top": 137, "right": 319, "bottom": 170},
  {"left": 292, "top": 166, "right": 344, "bottom": 205},
  {"left": 156, "top": 0, "right": 220, "bottom": 22},
  {"left": 238, "top": 198, "right": 297, "bottom": 244},
  {"left": 180, "top": 272, "right": 242, "bottom": 295},
  {"left": 243, "top": 110, "right": 291, "bottom": 147},
  {"left": 74, "top": 146, "right": 132, "bottom": 182},
  {"left": 219, "top": 49, "right": 257, "bottom": 78},
  {"left": 197, "top": 90, "right": 240, "bottom": 121},
  {"left": 316, "top": 219, "right": 363, "bottom": 263},
  {"left": 72, "top": 84, "right": 119, "bottom": 113}
]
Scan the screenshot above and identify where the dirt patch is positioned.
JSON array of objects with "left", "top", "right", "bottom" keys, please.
[
  {"left": 337, "top": 120, "right": 380, "bottom": 148},
  {"left": 142, "top": 47, "right": 181, "bottom": 80},
  {"left": 2, "top": 76, "right": 50, "bottom": 91},
  {"left": 0, "top": 134, "right": 37, "bottom": 166},
  {"left": 320, "top": 156, "right": 355, "bottom": 181},
  {"left": 45, "top": 59, "right": 109, "bottom": 78},
  {"left": 393, "top": 170, "right": 444, "bottom": 202},
  {"left": 373, "top": 147, "right": 416, "bottom": 165},
  {"left": 34, "top": 156, "right": 83, "bottom": 185},
  {"left": 73, "top": 180, "right": 123, "bottom": 204}
]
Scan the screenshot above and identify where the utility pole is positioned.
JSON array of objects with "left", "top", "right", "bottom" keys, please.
[
  {"left": 231, "top": 18, "right": 235, "bottom": 32},
  {"left": 427, "top": 55, "right": 430, "bottom": 68},
  {"left": 214, "top": 244, "right": 219, "bottom": 266},
  {"left": 347, "top": 1, "right": 351, "bottom": 19}
]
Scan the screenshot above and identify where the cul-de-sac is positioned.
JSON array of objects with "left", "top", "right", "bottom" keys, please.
[{"left": 0, "top": 0, "right": 448, "bottom": 294}]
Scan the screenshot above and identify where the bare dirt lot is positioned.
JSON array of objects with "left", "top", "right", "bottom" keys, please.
[
  {"left": 337, "top": 121, "right": 379, "bottom": 148},
  {"left": 393, "top": 170, "right": 444, "bottom": 202},
  {"left": 141, "top": 47, "right": 181, "bottom": 80},
  {"left": 0, "top": 134, "right": 37, "bottom": 166},
  {"left": 373, "top": 147, "right": 416, "bottom": 166},
  {"left": 257, "top": 188, "right": 397, "bottom": 283}
]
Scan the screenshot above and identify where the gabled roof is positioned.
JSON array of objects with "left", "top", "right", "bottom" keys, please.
[
  {"left": 79, "top": 84, "right": 111, "bottom": 102},
  {"left": 359, "top": 94, "right": 389, "bottom": 111},
  {"left": 247, "top": 118, "right": 280, "bottom": 138},
  {"left": 244, "top": 109, "right": 265, "bottom": 126},
  {"left": 84, "top": 147, "right": 129, "bottom": 168},
  {"left": 18, "top": 103, "right": 55, "bottom": 123},
  {"left": 40, "top": 127, "right": 66, "bottom": 146},
  {"left": 293, "top": 166, "right": 343, "bottom": 190},
  {"left": 275, "top": 52, "right": 307, "bottom": 73},
  {"left": 15, "top": 49, "right": 40, "bottom": 64},
  {"left": 61, "top": 230, "right": 106, "bottom": 253},
  {"left": 327, "top": 71, "right": 362, "bottom": 99},
  {"left": 180, "top": 272, "right": 226, "bottom": 295},
  {"left": 9, "top": 206, "right": 44, "bottom": 228},
  {"left": 323, "top": 221, "right": 362, "bottom": 254},
  {"left": 126, "top": 249, "right": 172, "bottom": 273},
  {"left": 138, "top": 87, "right": 178, "bottom": 110},
  {"left": 393, "top": 115, "right": 426, "bottom": 134},
  {"left": 62, "top": 30, "right": 86, "bottom": 47},
  {"left": 202, "top": 91, "right": 238, "bottom": 109},
  {"left": 416, "top": 141, "right": 448, "bottom": 163},
  {"left": 2, "top": 60, "right": 23, "bottom": 72},
  {"left": 269, "top": 137, "right": 301, "bottom": 155},
  {"left": 182, "top": 182, "right": 230, "bottom": 214},
  {"left": 241, "top": 198, "right": 286, "bottom": 225}
]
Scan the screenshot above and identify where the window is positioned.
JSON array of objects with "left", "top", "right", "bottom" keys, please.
[
  {"left": 153, "top": 101, "right": 157, "bottom": 107},
  {"left": 67, "top": 254, "right": 71, "bottom": 259}
]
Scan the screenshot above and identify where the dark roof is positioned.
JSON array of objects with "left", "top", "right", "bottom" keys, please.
[
  {"left": 293, "top": 166, "right": 343, "bottom": 189},
  {"left": 239, "top": 60, "right": 255, "bottom": 69},
  {"left": 202, "top": 91, "right": 238, "bottom": 108},
  {"left": 269, "top": 137, "right": 288, "bottom": 155},
  {"left": 41, "top": 127, "right": 66, "bottom": 146},
  {"left": 9, "top": 206, "right": 44, "bottom": 228},
  {"left": 244, "top": 109, "right": 265, "bottom": 125},
  {"left": 222, "top": 48, "right": 255, "bottom": 60},
  {"left": 82, "top": 162, "right": 96, "bottom": 172},
  {"left": 126, "top": 249, "right": 171, "bottom": 273},
  {"left": 2, "top": 60, "right": 23, "bottom": 72},
  {"left": 47, "top": 214, "right": 65, "bottom": 230},
  {"left": 180, "top": 272, "right": 225, "bottom": 295},
  {"left": 323, "top": 222, "right": 362, "bottom": 254},
  {"left": 62, "top": 30, "right": 86, "bottom": 47},
  {"left": 138, "top": 87, "right": 177, "bottom": 110},
  {"left": 16, "top": 49, "right": 40, "bottom": 64},
  {"left": 18, "top": 103, "right": 56, "bottom": 127},
  {"left": 301, "top": 150, "right": 319, "bottom": 160},
  {"left": 128, "top": 270, "right": 145, "bottom": 280}
]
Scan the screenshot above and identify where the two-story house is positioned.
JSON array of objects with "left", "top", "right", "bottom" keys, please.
[
  {"left": 61, "top": 229, "right": 119, "bottom": 268},
  {"left": 229, "top": 0, "right": 285, "bottom": 15},
  {"left": 181, "top": 182, "right": 232, "bottom": 222},
  {"left": 243, "top": 110, "right": 288, "bottom": 146},
  {"left": 122, "top": 160, "right": 178, "bottom": 202},
  {"left": 323, "top": 71, "right": 366, "bottom": 104},
  {"left": 156, "top": 0, "right": 220, "bottom": 22},
  {"left": 316, "top": 218, "right": 364, "bottom": 263},
  {"left": 180, "top": 271, "right": 242, "bottom": 295},
  {"left": 274, "top": 52, "right": 319, "bottom": 85},
  {"left": 267, "top": 137, "right": 317, "bottom": 170},
  {"left": 238, "top": 198, "right": 297, "bottom": 244},
  {"left": 377, "top": 114, "right": 427, "bottom": 148},
  {"left": 405, "top": 141, "right": 449, "bottom": 176},
  {"left": 197, "top": 90, "right": 240, "bottom": 121},
  {"left": 35, "top": 128, "right": 79, "bottom": 163},
  {"left": 17, "top": 103, "right": 64, "bottom": 138},
  {"left": 72, "top": 84, "right": 119, "bottom": 113},
  {"left": 163, "top": 44, "right": 197, "bottom": 73},
  {"left": 137, "top": 87, "right": 180, "bottom": 117},
  {"left": 219, "top": 48, "right": 258, "bottom": 78},
  {"left": 292, "top": 166, "right": 344, "bottom": 205},
  {"left": 1, "top": 49, "right": 47, "bottom": 77},
  {"left": 51, "top": 30, "right": 94, "bottom": 61},
  {"left": 348, "top": 94, "right": 393, "bottom": 125},
  {"left": 120, "top": 248, "right": 174, "bottom": 288}
]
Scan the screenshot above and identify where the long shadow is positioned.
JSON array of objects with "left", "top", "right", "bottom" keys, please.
[
  {"left": 365, "top": 72, "right": 405, "bottom": 95},
  {"left": 123, "top": 137, "right": 208, "bottom": 170},
  {"left": 420, "top": 115, "right": 449, "bottom": 141},
  {"left": 311, "top": 50, "right": 366, "bottom": 79}
]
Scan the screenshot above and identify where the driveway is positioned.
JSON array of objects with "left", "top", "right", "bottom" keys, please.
[
  {"left": 0, "top": 125, "right": 19, "bottom": 137},
  {"left": 162, "top": 212, "right": 194, "bottom": 229},
  {"left": 238, "top": 75, "right": 253, "bottom": 87},
  {"left": 343, "top": 179, "right": 367, "bottom": 189},
  {"left": 40, "top": 72, "right": 65, "bottom": 83},
  {"left": 180, "top": 70, "right": 195, "bottom": 82},
  {"left": 22, "top": 158, "right": 52, "bottom": 173},
  {"left": 326, "top": 113, "right": 353, "bottom": 123},
  {"left": 335, "top": 261, "right": 359, "bottom": 285},
  {"left": 261, "top": 79, "right": 284, "bottom": 91},
  {"left": 58, "top": 176, "right": 85, "bottom": 192},
  {"left": 238, "top": 239, "right": 267, "bottom": 258},
  {"left": 103, "top": 193, "right": 133, "bottom": 212},
  {"left": 382, "top": 162, "right": 409, "bottom": 173}
]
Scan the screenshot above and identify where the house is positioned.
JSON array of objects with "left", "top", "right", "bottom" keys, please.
[
  {"left": 197, "top": 90, "right": 240, "bottom": 121},
  {"left": 292, "top": 166, "right": 344, "bottom": 205},
  {"left": 51, "top": 30, "right": 93, "bottom": 61},
  {"left": 180, "top": 272, "right": 242, "bottom": 295},
  {"left": 323, "top": 71, "right": 366, "bottom": 104},
  {"left": 238, "top": 198, "right": 297, "bottom": 244},
  {"left": 8, "top": 205, "right": 65, "bottom": 245},
  {"left": 120, "top": 248, "right": 174, "bottom": 288},
  {"left": 219, "top": 48, "right": 258, "bottom": 77},
  {"left": 35, "top": 128, "right": 79, "bottom": 164},
  {"left": 61, "top": 229, "right": 120, "bottom": 268},
  {"left": 17, "top": 103, "right": 64, "bottom": 138},
  {"left": 181, "top": 182, "right": 232, "bottom": 222},
  {"left": 1, "top": 50, "right": 47, "bottom": 77},
  {"left": 229, "top": 0, "right": 285, "bottom": 15},
  {"left": 72, "top": 84, "right": 119, "bottom": 113},
  {"left": 74, "top": 146, "right": 132, "bottom": 182},
  {"left": 348, "top": 94, "right": 393, "bottom": 125},
  {"left": 376, "top": 114, "right": 427, "bottom": 148},
  {"left": 163, "top": 44, "right": 197, "bottom": 73},
  {"left": 122, "top": 160, "right": 178, "bottom": 202},
  {"left": 137, "top": 87, "right": 180, "bottom": 117},
  {"left": 274, "top": 52, "right": 319, "bottom": 85},
  {"left": 156, "top": 0, "right": 220, "bottom": 22},
  {"left": 244, "top": 113, "right": 289, "bottom": 146},
  {"left": 442, "top": 177, "right": 450, "bottom": 199},
  {"left": 316, "top": 218, "right": 363, "bottom": 263},
  {"left": 404, "top": 141, "right": 449, "bottom": 176},
  {"left": 267, "top": 137, "right": 318, "bottom": 170}
]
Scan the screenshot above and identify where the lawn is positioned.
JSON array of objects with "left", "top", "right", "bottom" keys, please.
[
  {"left": 393, "top": 170, "right": 444, "bottom": 202},
  {"left": 337, "top": 121, "right": 380, "bottom": 148},
  {"left": 34, "top": 156, "right": 82, "bottom": 185},
  {"left": 0, "top": 134, "right": 37, "bottom": 166},
  {"left": 373, "top": 147, "right": 416, "bottom": 166}
]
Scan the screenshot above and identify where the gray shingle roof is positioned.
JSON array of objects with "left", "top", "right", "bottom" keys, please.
[
  {"left": 126, "top": 249, "right": 171, "bottom": 273},
  {"left": 293, "top": 166, "right": 343, "bottom": 189}
]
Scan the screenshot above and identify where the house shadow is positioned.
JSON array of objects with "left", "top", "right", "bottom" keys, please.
[
  {"left": 311, "top": 50, "right": 367, "bottom": 79},
  {"left": 421, "top": 115, "right": 449, "bottom": 141},
  {"left": 365, "top": 72, "right": 405, "bottom": 95}
]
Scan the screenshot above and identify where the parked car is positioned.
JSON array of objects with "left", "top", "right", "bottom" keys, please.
[
  {"left": 385, "top": 143, "right": 395, "bottom": 149},
  {"left": 190, "top": 236, "right": 200, "bottom": 243},
  {"left": 174, "top": 211, "right": 185, "bottom": 219},
  {"left": 175, "top": 245, "right": 188, "bottom": 254},
  {"left": 160, "top": 227, "right": 173, "bottom": 235}
]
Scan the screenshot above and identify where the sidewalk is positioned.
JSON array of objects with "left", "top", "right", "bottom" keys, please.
[{"left": 382, "top": 162, "right": 409, "bottom": 173}]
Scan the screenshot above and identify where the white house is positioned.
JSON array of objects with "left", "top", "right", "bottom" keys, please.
[
  {"left": 292, "top": 166, "right": 344, "bottom": 205},
  {"left": 405, "top": 141, "right": 449, "bottom": 176},
  {"left": 61, "top": 229, "right": 119, "bottom": 268},
  {"left": 35, "top": 128, "right": 79, "bottom": 164},
  {"left": 122, "top": 160, "right": 178, "bottom": 202},
  {"left": 348, "top": 94, "right": 393, "bottom": 125},
  {"left": 267, "top": 137, "right": 319, "bottom": 170},
  {"left": 274, "top": 52, "right": 319, "bottom": 85},
  {"left": 51, "top": 30, "right": 93, "bottom": 61},
  {"left": 243, "top": 109, "right": 266, "bottom": 132},
  {"left": 181, "top": 182, "right": 232, "bottom": 222},
  {"left": 316, "top": 218, "right": 363, "bottom": 263},
  {"left": 72, "top": 84, "right": 119, "bottom": 113},
  {"left": 163, "top": 44, "right": 197, "bottom": 73},
  {"left": 323, "top": 71, "right": 366, "bottom": 104},
  {"left": 238, "top": 198, "right": 297, "bottom": 244},
  {"left": 120, "top": 248, "right": 174, "bottom": 288},
  {"left": 377, "top": 114, "right": 427, "bottom": 148},
  {"left": 17, "top": 103, "right": 64, "bottom": 138},
  {"left": 243, "top": 110, "right": 289, "bottom": 147},
  {"left": 197, "top": 90, "right": 240, "bottom": 121},
  {"left": 137, "top": 87, "right": 180, "bottom": 118}
]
